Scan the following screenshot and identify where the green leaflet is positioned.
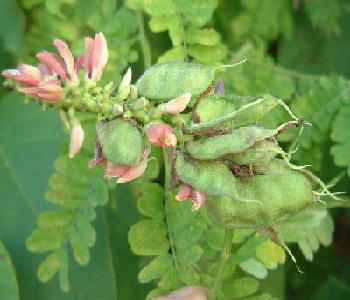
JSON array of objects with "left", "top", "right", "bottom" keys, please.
[
  {"left": 136, "top": 61, "right": 218, "bottom": 100},
  {"left": 331, "top": 102, "right": 350, "bottom": 176},
  {"left": 206, "top": 160, "right": 316, "bottom": 228},
  {"left": 290, "top": 76, "right": 349, "bottom": 169},
  {"left": 128, "top": 219, "right": 170, "bottom": 256},
  {"left": 129, "top": 179, "right": 207, "bottom": 298},
  {"left": 185, "top": 94, "right": 297, "bottom": 134},
  {"left": 223, "top": 277, "right": 260, "bottom": 298},
  {"left": 186, "top": 125, "right": 278, "bottom": 160},
  {"left": 129, "top": 0, "right": 223, "bottom": 64},
  {"left": 97, "top": 118, "right": 144, "bottom": 165},
  {"left": 255, "top": 240, "right": 285, "bottom": 269},
  {"left": 175, "top": 153, "right": 236, "bottom": 196},
  {"left": 0, "top": 240, "right": 19, "bottom": 300},
  {"left": 281, "top": 205, "right": 334, "bottom": 261},
  {"left": 26, "top": 117, "right": 109, "bottom": 291}
]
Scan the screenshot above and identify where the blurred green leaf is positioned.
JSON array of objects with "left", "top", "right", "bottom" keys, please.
[{"left": 0, "top": 240, "right": 19, "bottom": 300}]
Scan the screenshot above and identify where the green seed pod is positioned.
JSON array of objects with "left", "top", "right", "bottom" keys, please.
[
  {"left": 97, "top": 119, "right": 144, "bottom": 165},
  {"left": 225, "top": 138, "right": 280, "bottom": 165},
  {"left": 185, "top": 94, "right": 298, "bottom": 134},
  {"left": 195, "top": 94, "right": 254, "bottom": 123},
  {"left": 205, "top": 160, "right": 316, "bottom": 229},
  {"left": 186, "top": 125, "right": 278, "bottom": 160},
  {"left": 136, "top": 61, "right": 222, "bottom": 101},
  {"left": 175, "top": 153, "right": 236, "bottom": 196}
]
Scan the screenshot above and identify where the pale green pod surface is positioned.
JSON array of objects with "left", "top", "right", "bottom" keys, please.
[
  {"left": 175, "top": 153, "right": 236, "bottom": 196},
  {"left": 186, "top": 125, "right": 277, "bottom": 160},
  {"left": 97, "top": 119, "right": 144, "bottom": 165},
  {"left": 186, "top": 94, "right": 281, "bottom": 134},
  {"left": 225, "top": 138, "right": 280, "bottom": 165},
  {"left": 196, "top": 94, "right": 254, "bottom": 122},
  {"left": 135, "top": 61, "right": 216, "bottom": 101},
  {"left": 206, "top": 169, "right": 315, "bottom": 229}
]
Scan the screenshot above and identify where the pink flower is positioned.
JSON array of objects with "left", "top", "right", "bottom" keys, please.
[
  {"left": 19, "top": 80, "right": 63, "bottom": 101},
  {"left": 84, "top": 32, "right": 108, "bottom": 81},
  {"left": 104, "top": 148, "right": 150, "bottom": 183},
  {"left": 152, "top": 286, "right": 208, "bottom": 300},
  {"left": 36, "top": 39, "right": 77, "bottom": 82},
  {"left": 2, "top": 64, "right": 43, "bottom": 87},
  {"left": 160, "top": 93, "right": 192, "bottom": 114},
  {"left": 69, "top": 123, "right": 85, "bottom": 158},
  {"left": 176, "top": 185, "right": 206, "bottom": 211},
  {"left": 147, "top": 124, "right": 177, "bottom": 148}
]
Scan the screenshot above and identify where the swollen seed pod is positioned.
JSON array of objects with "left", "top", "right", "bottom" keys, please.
[
  {"left": 185, "top": 94, "right": 298, "bottom": 134},
  {"left": 225, "top": 138, "right": 281, "bottom": 165},
  {"left": 175, "top": 153, "right": 236, "bottom": 196},
  {"left": 97, "top": 119, "right": 144, "bottom": 165},
  {"left": 136, "top": 61, "right": 231, "bottom": 101},
  {"left": 186, "top": 125, "right": 278, "bottom": 160},
  {"left": 205, "top": 160, "right": 316, "bottom": 229}
]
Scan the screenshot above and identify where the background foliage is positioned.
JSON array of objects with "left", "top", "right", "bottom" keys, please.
[{"left": 0, "top": 0, "right": 350, "bottom": 299}]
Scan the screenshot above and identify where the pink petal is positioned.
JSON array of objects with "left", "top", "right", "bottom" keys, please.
[
  {"left": 75, "top": 57, "right": 85, "bottom": 73},
  {"left": 175, "top": 185, "right": 206, "bottom": 211},
  {"left": 84, "top": 33, "right": 108, "bottom": 81},
  {"left": 69, "top": 124, "right": 85, "bottom": 158},
  {"left": 192, "top": 190, "right": 206, "bottom": 211},
  {"left": 175, "top": 185, "right": 193, "bottom": 201},
  {"left": 2, "top": 69, "right": 41, "bottom": 87},
  {"left": 105, "top": 161, "right": 130, "bottom": 178},
  {"left": 91, "top": 33, "right": 108, "bottom": 81},
  {"left": 117, "top": 164, "right": 147, "bottom": 183},
  {"left": 36, "top": 51, "right": 69, "bottom": 80},
  {"left": 152, "top": 286, "right": 208, "bottom": 300},
  {"left": 18, "top": 87, "right": 41, "bottom": 95},
  {"left": 84, "top": 37, "right": 94, "bottom": 78},
  {"left": 53, "top": 39, "right": 76, "bottom": 81},
  {"left": 161, "top": 93, "right": 192, "bottom": 114},
  {"left": 147, "top": 124, "right": 177, "bottom": 148},
  {"left": 18, "top": 64, "right": 43, "bottom": 81}
]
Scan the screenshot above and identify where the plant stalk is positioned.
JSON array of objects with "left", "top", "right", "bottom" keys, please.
[
  {"left": 136, "top": 10, "right": 152, "bottom": 69},
  {"left": 209, "top": 228, "right": 234, "bottom": 300}
]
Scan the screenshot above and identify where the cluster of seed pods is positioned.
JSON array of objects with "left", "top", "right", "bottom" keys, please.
[
  {"left": 2, "top": 33, "right": 336, "bottom": 231},
  {"left": 92, "top": 60, "right": 337, "bottom": 232}
]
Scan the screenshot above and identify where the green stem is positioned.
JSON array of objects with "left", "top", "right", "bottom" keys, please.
[
  {"left": 136, "top": 10, "right": 152, "bottom": 69},
  {"left": 209, "top": 229, "right": 234, "bottom": 300},
  {"left": 163, "top": 148, "right": 180, "bottom": 269}
]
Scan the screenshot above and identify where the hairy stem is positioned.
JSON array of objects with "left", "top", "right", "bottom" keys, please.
[
  {"left": 136, "top": 10, "right": 152, "bottom": 69},
  {"left": 209, "top": 229, "right": 234, "bottom": 300},
  {"left": 163, "top": 148, "right": 180, "bottom": 269}
]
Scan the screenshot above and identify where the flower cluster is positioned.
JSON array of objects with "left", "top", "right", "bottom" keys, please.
[
  {"left": 2, "top": 32, "right": 206, "bottom": 210},
  {"left": 2, "top": 33, "right": 108, "bottom": 159}
]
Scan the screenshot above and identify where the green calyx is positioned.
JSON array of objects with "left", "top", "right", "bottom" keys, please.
[{"left": 97, "top": 118, "right": 145, "bottom": 165}]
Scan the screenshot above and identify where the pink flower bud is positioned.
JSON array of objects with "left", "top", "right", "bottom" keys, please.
[
  {"left": 160, "top": 93, "right": 192, "bottom": 114},
  {"left": 53, "top": 39, "right": 76, "bottom": 81},
  {"left": 104, "top": 147, "right": 150, "bottom": 183},
  {"left": 2, "top": 64, "right": 43, "bottom": 87},
  {"left": 19, "top": 80, "right": 63, "bottom": 101},
  {"left": 36, "top": 51, "right": 70, "bottom": 81},
  {"left": 176, "top": 185, "right": 206, "bottom": 211},
  {"left": 69, "top": 123, "right": 85, "bottom": 158},
  {"left": 152, "top": 286, "right": 208, "bottom": 300},
  {"left": 147, "top": 124, "right": 177, "bottom": 148},
  {"left": 84, "top": 32, "right": 108, "bottom": 81}
]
